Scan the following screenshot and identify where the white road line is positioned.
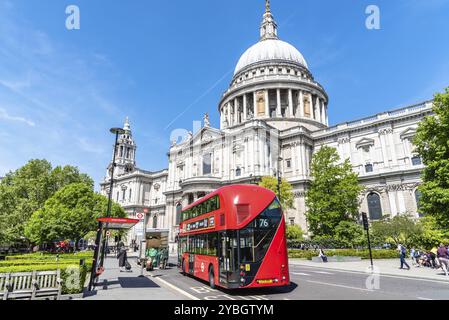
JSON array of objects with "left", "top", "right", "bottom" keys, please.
[
  {"left": 151, "top": 276, "right": 200, "bottom": 300},
  {"left": 292, "top": 265, "right": 449, "bottom": 285},
  {"left": 292, "top": 272, "right": 310, "bottom": 276},
  {"left": 417, "top": 297, "right": 433, "bottom": 300},
  {"left": 312, "top": 271, "right": 334, "bottom": 275},
  {"left": 306, "top": 280, "right": 373, "bottom": 292}
]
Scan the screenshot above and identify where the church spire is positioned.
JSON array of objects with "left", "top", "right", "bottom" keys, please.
[
  {"left": 260, "top": 0, "right": 278, "bottom": 41},
  {"left": 124, "top": 116, "right": 131, "bottom": 132}
]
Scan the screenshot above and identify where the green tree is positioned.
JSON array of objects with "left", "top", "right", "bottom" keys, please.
[
  {"left": 415, "top": 215, "right": 449, "bottom": 249},
  {"left": 24, "top": 183, "right": 125, "bottom": 247},
  {"left": 414, "top": 87, "right": 449, "bottom": 227},
  {"left": 371, "top": 214, "right": 423, "bottom": 248},
  {"left": 0, "top": 159, "right": 94, "bottom": 244},
  {"left": 334, "top": 221, "right": 366, "bottom": 248},
  {"left": 305, "top": 146, "right": 364, "bottom": 237},
  {"left": 259, "top": 176, "right": 294, "bottom": 209},
  {"left": 286, "top": 225, "right": 304, "bottom": 240}
]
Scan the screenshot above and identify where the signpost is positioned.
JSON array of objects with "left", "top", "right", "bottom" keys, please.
[{"left": 362, "top": 212, "right": 374, "bottom": 270}]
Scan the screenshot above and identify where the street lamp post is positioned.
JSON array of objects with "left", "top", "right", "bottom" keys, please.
[
  {"left": 276, "top": 157, "right": 283, "bottom": 200},
  {"left": 88, "top": 127, "right": 125, "bottom": 291}
]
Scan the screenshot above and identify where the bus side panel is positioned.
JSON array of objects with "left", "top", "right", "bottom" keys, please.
[
  {"left": 247, "top": 216, "right": 290, "bottom": 288},
  {"left": 192, "top": 255, "right": 219, "bottom": 282}
]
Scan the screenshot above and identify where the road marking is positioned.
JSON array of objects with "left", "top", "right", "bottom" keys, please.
[
  {"left": 292, "top": 272, "right": 310, "bottom": 276},
  {"left": 312, "top": 271, "right": 334, "bottom": 275},
  {"left": 151, "top": 276, "right": 200, "bottom": 300},
  {"left": 293, "top": 265, "right": 449, "bottom": 285},
  {"left": 417, "top": 297, "right": 433, "bottom": 300},
  {"left": 306, "top": 280, "right": 373, "bottom": 292}
]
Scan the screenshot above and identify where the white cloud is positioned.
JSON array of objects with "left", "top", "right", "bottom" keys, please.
[{"left": 0, "top": 108, "right": 35, "bottom": 127}]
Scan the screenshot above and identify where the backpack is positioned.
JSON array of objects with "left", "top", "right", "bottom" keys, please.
[
  {"left": 401, "top": 246, "right": 406, "bottom": 255},
  {"left": 125, "top": 260, "right": 132, "bottom": 271}
]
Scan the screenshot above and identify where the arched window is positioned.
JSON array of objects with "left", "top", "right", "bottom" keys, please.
[
  {"left": 415, "top": 189, "right": 423, "bottom": 217},
  {"left": 176, "top": 203, "right": 182, "bottom": 225},
  {"left": 367, "top": 193, "right": 382, "bottom": 220}
]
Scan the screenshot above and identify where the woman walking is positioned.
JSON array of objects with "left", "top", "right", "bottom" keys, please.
[{"left": 117, "top": 241, "right": 128, "bottom": 272}]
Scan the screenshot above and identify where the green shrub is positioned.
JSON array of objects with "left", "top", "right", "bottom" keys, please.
[
  {"left": 0, "top": 259, "right": 88, "bottom": 267},
  {"left": 6, "top": 252, "right": 93, "bottom": 261},
  {"left": 0, "top": 263, "right": 92, "bottom": 294},
  {"left": 288, "top": 249, "right": 398, "bottom": 260}
]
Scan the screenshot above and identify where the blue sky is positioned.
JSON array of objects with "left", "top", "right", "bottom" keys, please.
[{"left": 0, "top": 0, "right": 448, "bottom": 189}]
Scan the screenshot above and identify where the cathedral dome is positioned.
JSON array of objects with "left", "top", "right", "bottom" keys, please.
[{"left": 234, "top": 39, "right": 308, "bottom": 76}]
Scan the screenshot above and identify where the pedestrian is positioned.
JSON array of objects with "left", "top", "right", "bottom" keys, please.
[
  {"left": 398, "top": 243, "right": 410, "bottom": 270},
  {"left": 117, "top": 241, "right": 128, "bottom": 272},
  {"left": 318, "top": 248, "right": 328, "bottom": 263},
  {"left": 436, "top": 243, "right": 449, "bottom": 276}
]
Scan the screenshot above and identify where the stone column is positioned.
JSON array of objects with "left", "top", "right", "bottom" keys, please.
[
  {"left": 264, "top": 90, "right": 269, "bottom": 117},
  {"left": 234, "top": 98, "right": 239, "bottom": 125},
  {"left": 227, "top": 102, "right": 231, "bottom": 127},
  {"left": 299, "top": 90, "right": 304, "bottom": 118},
  {"left": 291, "top": 143, "right": 297, "bottom": 173},
  {"left": 288, "top": 89, "right": 294, "bottom": 117},
  {"left": 253, "top": 91, "right": 257, "bottom": 119},
  {"left": 243, "top": 94, "right": 247, "bottom": 122},
  {"left": 316, "top": 96, "right": 322, "bottom": 123},
  {"left": 276, "top": 88, "right": 281, "bottom": 117},
  {"left": 388, "top": 190, "right": 398, "bottom": 216}
]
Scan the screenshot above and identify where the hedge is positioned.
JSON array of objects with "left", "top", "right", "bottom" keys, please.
[
  {"left": 288, "top": 249, "right": 399, "bottom": 260},
  {"left": 0, "top": 259, "right": 88, "bottom": 267},
  {"left": 6, "top": 252, "right": 93, "bottom": 261},
  {"left": 0, "top": 263, "right": 91, "bottom": 294}
]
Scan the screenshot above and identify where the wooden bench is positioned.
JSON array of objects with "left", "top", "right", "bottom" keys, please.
[{"left": 0, "top": 270, "right": 63, "bottom": 300}]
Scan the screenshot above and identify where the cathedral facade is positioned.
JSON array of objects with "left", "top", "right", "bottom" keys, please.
[{"left": 100, "top": 2, "right": 432, "bottom": 249}]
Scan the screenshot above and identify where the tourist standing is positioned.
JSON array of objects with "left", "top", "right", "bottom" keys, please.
[{"left": 398, "top": 244, "right": 410, "bottom": 270}]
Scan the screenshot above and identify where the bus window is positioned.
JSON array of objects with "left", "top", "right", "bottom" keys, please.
[{"left": 239, "top": 199, "right": 282, "bottom": 263}]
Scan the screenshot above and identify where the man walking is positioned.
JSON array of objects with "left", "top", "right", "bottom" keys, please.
[
  {"left": 398, "top": 243, "right": 410, "bottom": 270},
  {"left": 437, "top": 244, "right": 449, "bottom": 276}
]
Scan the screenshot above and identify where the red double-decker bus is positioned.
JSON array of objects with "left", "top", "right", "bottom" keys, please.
[{"left": 178, "top": 185, "right": 290, "bottom": 289}]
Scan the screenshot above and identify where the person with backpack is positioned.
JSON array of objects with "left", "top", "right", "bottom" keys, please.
[{"left": 398, "top": 243, "right": 410, "bottom": 270}]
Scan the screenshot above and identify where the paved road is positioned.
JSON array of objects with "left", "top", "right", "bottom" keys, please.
[{"left": 148, "top": 262, "right": 449, "bottom": 300}]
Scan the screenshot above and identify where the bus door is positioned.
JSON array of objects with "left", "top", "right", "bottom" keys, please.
[
  {"left": 188, "top": 253, "right": 195, "bottom": 275},
  {"left": 218, "top": 231, "right": 228, "bottom": 284},
  {"left": 218, "top": 231, "right": 239, "bottom": 286}
]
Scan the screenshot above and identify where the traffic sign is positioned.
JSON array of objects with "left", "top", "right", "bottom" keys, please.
[
  {"left": 143, "top": 208, "right": 149, "bottom": 213},
  {"left": 106, "top": 231, "right": 111, "bottom": 237},
  {"left": 137, "top": 213, "right": 144, "bottom": 220}
]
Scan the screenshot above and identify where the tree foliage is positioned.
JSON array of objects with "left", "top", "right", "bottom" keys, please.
[
  {"left": 259, "top": 176, "right": 294, "bottom": 209},
  {"left": 305, "top": 146, "right": 364, "bottom": 237},
  {"left": 414, "top": 87, "right": 449, "bottom": 227},
  {"left": 371, "top": 215, "right": 422, "bottom": 248},
  {"left": 286, "top": 225, "right": 304, "bottom": 240},
  {"left": 0, "top": 159, "right": 94, "bottom": 244},
  {"left": 334, "top": 221, "right": 366, "bottom": 249},
  {"left": 24, "top": 183, "right": 125, "bottom": 246}
]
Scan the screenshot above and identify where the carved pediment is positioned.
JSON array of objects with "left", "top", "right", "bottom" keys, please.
[
  {"left": 400, "top": 127, "right": 417, "bottom": 140},
  {"left": 356, "top": 138, "right": 375, "bottom": 149}
]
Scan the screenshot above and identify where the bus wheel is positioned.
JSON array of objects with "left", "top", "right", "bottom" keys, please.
[{"left": 209, "top": 266, "right": 216, "bottom": 289}]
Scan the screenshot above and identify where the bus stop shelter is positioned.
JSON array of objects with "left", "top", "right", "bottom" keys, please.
[
  {"left": 88, "top": 217, "right": 140, "bottom": 291},
  {"left": 97, "top": 217, "right": 140, "bottom": 231}
]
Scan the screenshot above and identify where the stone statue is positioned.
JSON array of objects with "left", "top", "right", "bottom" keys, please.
[{"left": 204, "top": 113, "right": 211, "bottom": 127}]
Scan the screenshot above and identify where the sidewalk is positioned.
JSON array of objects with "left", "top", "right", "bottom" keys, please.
[
  {"left": 290, "top": 258, "right": 449, "bottom": 282},
  {"left": 82, "top": 253, "right": 185, "bottom": 300}
]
